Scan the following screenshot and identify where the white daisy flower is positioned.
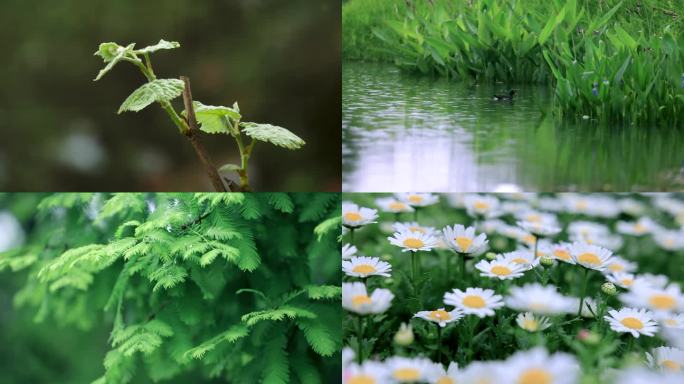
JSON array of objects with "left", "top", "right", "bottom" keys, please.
[
  {"left": 474, "top": 258, "right": 526, "bottom": 280},
  {"left": 343, "top": 256, "right": 392, "bottom": 278},
  {"left": 616, "top": 217, "right": 656, "bottom": 236},
  {"left": 388, "top": 230, "right": 439, "bottom": 253},
  {"left": 498, "top": 347, "right": 579, "bottom": 384},
  {"left": 479, "top": 219, "right": 505, "bottom": 234},
  {"left": 396, "top": 193, "right": 439, "bottom": 207},
  {"left": 607, "top": 272, "right": 636, "bottom": 289},
  {"left": 444, "top": 287, "right": 504, "bottom": 318},
  {"left": 414, "top": 307, "right": 464, "bottom": 328},
  {"left": 619, "top": 198, "right": 647, "bottom": 216},
  {"left": 647, "top": 346, "right": 684, "bottom": 372},
  {"left": 343, "top": 243, "right": 358, "bottom": 260},
  {"left": 657, "top": 313, "right": 684, "bottom": 329},
  {"left": 500, "top": 250, "right": 539, "bottom": 271},
  {"left": 653, "top": 229, "right": 684, "bottom": 251},
  {"left": 385, "top": 356, "right": 435, "bottom": 383},
  {"left": 392, "top": 222, "right": 436, "bottom": 236},
  {"left": 442, "top": 225, "right": 488, "bottom": 255},
  {"left": 343, "top": 202, "right": 378, "bottom": 229},
  {"left": 633, "top": 273, "right": 670, "bottom": 289},
  {"left": 463, "top": 194, "right": 501, "bottom": 219},
  {"left": 562, "top": 194, "right": 621, "bottom": 218},
  {"left": 426, "top": 361, "right": 460, "bottom": 384},
  {"left": 604, "top": 307, "right": 659, "bottom": 338},
  {"left": 516, "top": 211, "right": 561, "bottom": 237},
  {"left": 501, "top": 200, "right": 532, "bottom": 215},
  {"left": 516, "top": 312, "right": 551, "bottom": 332},
  {"left": 569, "top": 242, "right": 613, "bottom": 271},
  {"left": 505, "top": 283, "right": 576, "bottom": 315},
  {"left": 550, "top": 242, "right": 575, "bottom": 264},
  {"left": 612, "top": 367, "right": 684, "bottom": 384},
  {"left": 342, "top": 282, "right": 394, "bottom": 315},
  {"left": 344, "top": 361, "right": 389, "bottom": 384},
  {"left": 619, "top": 284, "right": 684, "bottom": 313},
  {"left": 375, "top": 197, "right": 415, "bottom": 213},
  {"left": 342, "top": 347, "right": 355, "bottom": 368},
  {"left": 459, "top": 361, "right": 502, "bottom": 384},
  {"left": 605, "top": 256, "right": 638, "bottom": 274},
  {"left": 567, "top": 221, "right": 610, "bottom": 239}
]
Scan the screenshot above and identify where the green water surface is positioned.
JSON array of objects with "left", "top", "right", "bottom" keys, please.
[{"left": 342, "top": 62, "right": 684, "bottom": 192}]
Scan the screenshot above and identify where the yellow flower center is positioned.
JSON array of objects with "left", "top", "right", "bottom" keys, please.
[
  {"left": 621, "top": 278, "right": 633, "bottom": 287},
  {"left": 462, "top": 295, "right": 486, "bottom": 309},
  {"left": 608, "top": 263, "right": 624, "bottom": 272},
  {"left": 474, "top": 201, "right": 489, "bottom": 211},
  {"left": 352, "top": 295, "right": 372, "bottom": 307},
  {"left": 577, "top": 252, "right": 601, "bottom": 266},
  {"left": 518, "top": 368, "right": 552, "bottom": 384},
  {"left": 522, "top": 319, "right": 539, "bottom": 331},
  {"left": 512, "top": 258, "right": 528, "bottom": 264},
  {"left": 620, "top": 317, "right": 644, "bottom": 330},
  {"left": 526, "top": 214, "right": 542, "bottom": 223},
  {"left": 491, "top": 265, "right": 512, "bottom": 276},
  {"left": 665, "top": 319, "right": 678, "bottom": 326},
  {"left": 523, "top": 235, "right": 536, "bottom": 245},
  {"left": 436, "top": 377, "right": 455, "bottom": 384},
  {"left": 429, "top": 309, "right": 452, "bottom": 321},
  {"left": 389, "top": 202, "right": 407, "bottom": 211},
  {"left": 634, "top": 223, "right": 646, "bottom": 232},
  {"left": 345, "top": 212, "right": 362, "bottom": 222},
  {"left": 529, "top": 302, "right": 548, "bottom": 311},
  {"left": 650, "top": 294, "right": 676, "bottom": 310},
  {"left": 349, "top": 375, "right": 376, "bottom": 384},
  {"left": 576, "top": 201, "right": 588, "bottom": 210},
  {"left": 352, "top": 264, "right": 376, "bottom": 274},
  {"left": 393, "top": 368, "right": 421, "bottom": 381},
  {"left": 553, "top": 250, "right": 571, "bottom": 261},
  {"left": 409, "top": 226, "right": 426, "bottom": 234},
  {"left": 662, "top": 360, "right": 681, "bottom": 371},
  {"left": 408, "top": 195, "right": 423, "bottom": 204},
  {"left": 403, "top": 238, "right": 425, "bottom": 249},
  {"left": 455, "top": 236, "right": 473, "bottom": 251}
]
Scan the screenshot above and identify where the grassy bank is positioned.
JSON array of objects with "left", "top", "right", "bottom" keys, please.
[{"left": 343, "top": 0, "right": 684, "bottom": 125}]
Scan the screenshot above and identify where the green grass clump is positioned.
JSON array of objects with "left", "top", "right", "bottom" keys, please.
[
  {"left": 342, "top": 0, "right": 406, "bottom": 61},
  {"left": 346, "top": 0, "right": 684, "bottom": 125}
]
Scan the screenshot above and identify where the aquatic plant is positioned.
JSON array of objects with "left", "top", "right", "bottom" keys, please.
[
  {"left": 0, "top": 192, "right": 341, "bottom": 383},
  {"left": 94, "top": 40, "right": 305, "bottom": 191},
  {"left": 349, "top": 0, "right": 684, "bottom": 125}
]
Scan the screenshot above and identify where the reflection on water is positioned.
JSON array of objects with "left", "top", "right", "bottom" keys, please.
[{"left": 342, "top": 62, "right": 684, "bottom": 192}]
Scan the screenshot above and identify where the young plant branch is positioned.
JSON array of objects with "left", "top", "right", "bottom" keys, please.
[{"left": 93, "top": 39, "right": 305, "bottom": 191}]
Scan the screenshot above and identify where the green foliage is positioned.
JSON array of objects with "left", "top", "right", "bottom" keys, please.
[
  {"left": 347, "top": 0, "right": 684, "bottom": 125},
  {"left": 240, "top": 123, "right": 306, "bottom": 150},
  {"left": 94, "top": 39, "right": 306, "bottom": 190},
  {"left": 118, "top": 79, "right": 185, "bottom": 114},
  {"left": 0, "top": 193, "right": 341, "bottom": 383}
]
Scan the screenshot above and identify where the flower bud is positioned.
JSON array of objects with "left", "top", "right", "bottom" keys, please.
[
  {"left": 394, "top": 322, "right": 414, "bottom": 346},
  {"left": 485, "top": 252, "right": 497, "bottom": 261},
  {"left": 540, "top": 255, "right": 555, "bottom": 267},
  {"left": 601, "top": 282, "right": 617, "bottom": 296},
  {"left": 577, "top": 329, "right": 600, "bottom": 345}
]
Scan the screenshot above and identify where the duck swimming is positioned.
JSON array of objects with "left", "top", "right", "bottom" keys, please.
[{"left": 493, "top": 89, "right": 516, "bottom": 100}]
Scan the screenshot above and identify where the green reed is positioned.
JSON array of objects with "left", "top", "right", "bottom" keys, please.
[{"left": 345, "top": 0, "right": 684, "bottom": 125}]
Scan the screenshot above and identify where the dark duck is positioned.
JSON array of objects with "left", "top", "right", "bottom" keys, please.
[{"left": 493, "top": 89, "right": 516, "bottom": 101}]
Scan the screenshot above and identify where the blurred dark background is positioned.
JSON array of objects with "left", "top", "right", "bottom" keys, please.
[{"left": 0, "top": 0, "right": 341, "bottom": 191}]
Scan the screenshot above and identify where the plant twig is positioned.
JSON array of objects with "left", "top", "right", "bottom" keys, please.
[{"left": 180, "top": 76, "right": 228, "bottom": 192}]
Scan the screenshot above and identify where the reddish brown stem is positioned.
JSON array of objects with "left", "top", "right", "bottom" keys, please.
[{"left": 180, "top": 76, "right": 228, "bottom": 192}]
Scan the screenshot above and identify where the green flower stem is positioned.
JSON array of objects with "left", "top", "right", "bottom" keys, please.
[
  {"left": 436, "top": 325, "right": 443, "bottom": 364},
  {"left": 349, "top": 228, "right": 355, "bottom": 246},
  {"left": 413, "top": 207, "right": 420, "bottom": 222},
  {"left": 411, "top": 252, "right": 419, "bottom": 280},
  {"left": 461, "top": 253, "right": 467, "bottom": 283},
  {"left": 356, "top": 315, "right": 364, "bottom": 363},
  {"left": 578, "top": 268, "right": 590, "bottom": 317}
]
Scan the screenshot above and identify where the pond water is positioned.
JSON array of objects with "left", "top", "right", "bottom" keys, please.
[{"left": 342, "top": 62, "right": 684, "bottom": 192}]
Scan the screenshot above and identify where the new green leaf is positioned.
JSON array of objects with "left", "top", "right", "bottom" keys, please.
[
  {"left": 240, "top": 123, "right": 305, "bottom": 150},
  {"left": 118, "top": 79, "right": 185, "bottom": 114}
]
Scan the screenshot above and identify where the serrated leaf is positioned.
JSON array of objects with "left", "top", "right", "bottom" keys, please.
[
  {"left": 118, "top": 79, "right": 184, "bottom": 114},
  {"left": 134, "top": 39, "right": 180, "bottom": 54},
  {"left": 240, "top": 123, "right": 305, "bottom": 150},
  {"left": 94, "top": 43, "right": 136, "bottom": 81},
  {"left": 188, "top": 101, "right": 242, "bottom": 134}
]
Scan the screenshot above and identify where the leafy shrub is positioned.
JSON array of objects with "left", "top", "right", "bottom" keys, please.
[{"left": 0, "top": 193, "right": 341, "bottom": 383}]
